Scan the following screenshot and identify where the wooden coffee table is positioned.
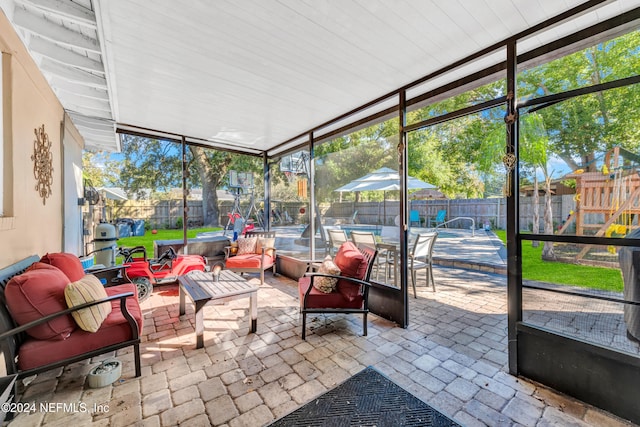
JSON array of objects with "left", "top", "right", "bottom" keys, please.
[{"left": 178, "top": 270, "right": 258, "bottom": 348}]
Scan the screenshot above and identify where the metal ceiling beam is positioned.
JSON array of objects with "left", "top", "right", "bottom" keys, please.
[
  {"left": 75, "top": 126, "right": 113, "bottom": 138},
  {"left": 114, "top": 124, "right": 264, "bottom": 157},
  {"left": 39, "top": 57, "right": 106, "bottom": 88},
  {"left": 67, "top": 114, "right": 114, "bottom": 132},
  {"left": 49, "top": 76, "right": 108, "bottom": 100},
  {"left": 77, "top": 133, "right": 116, "bottom": 145},
  {"left": 67, "top": 113, "right": 118, "bottom": 151},
  {"left": 13, "top": 6, "right": 100, "bottom": 53},
  {"left": 56, "top": 89, "right": 111, "bottom": 111},
  {"left": 18, "top": 0, "right": 96, "bottom": 27},
  {"left": 65, "top": 104, "right": 112, "bottom": 119},
  {"left": 30, "top": 36, "right": 103, "bottom": 73}
]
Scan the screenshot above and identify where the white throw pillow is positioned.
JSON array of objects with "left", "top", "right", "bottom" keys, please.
[
  {"left": 313, "top": 256, "right": 341, "bottom": 293},
  {"left": 65, "top": 274, "right": 112, "bottom": 333}
]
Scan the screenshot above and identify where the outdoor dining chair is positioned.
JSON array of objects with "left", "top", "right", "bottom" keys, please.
[
  {"left": 351, "top": 231, "right": 388, "bottom": 281},
  {"left": 327, "top": 228, "right": 348, "bottom": 256},
  {"left": 410, "top": 210, "right": 422, "bottom": 227},
  {"left": 409, "top": 232, "right": 438, "bottom": 297},
  {"left": 379, "top": 226, "right": 400, "bottom": 284},
  {"left": 428, "top": 210, "right": 447, "bottom": 228}
]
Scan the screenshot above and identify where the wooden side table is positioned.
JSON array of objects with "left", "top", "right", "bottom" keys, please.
[{"left": 178, "top": 270, "right": 258, "bottom": 348}]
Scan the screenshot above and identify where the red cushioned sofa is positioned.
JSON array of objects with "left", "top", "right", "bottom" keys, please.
[
  {"left": 0, "top": 253, "right": 142, "bottom": 379},
  {"left": 298, "top": 242, "right": 377, "bottom": 339}
]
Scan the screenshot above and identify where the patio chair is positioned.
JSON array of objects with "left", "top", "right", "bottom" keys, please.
[
  {"left": 327, "top": 228, "right": 348, "bottom": 256},
  {"left": 428, "top": 210, "right": 447, "bottom": 228},
  {"left": 410, "top": 210, "right": 422, "bottom": 227},
  {"left": 350, "top": 230, "right": 388, "bottom": 281},
  {"left": 380, "top": 226, "right": 399, "bottom": 241},
  {"left": 379, "top": 226, "right": 399, "bottom": 283},
  {"left": 298, "top": 242, "right": 377, "bottom": 339},
  {"left": 350, "top": 210, "right": 359, "bottom": 224},
  {"left": 409, "top": 232, "right": 438, "bottom": 297},
  {"left": 224, "top": 231, "right": 276, "bottom": 285}
]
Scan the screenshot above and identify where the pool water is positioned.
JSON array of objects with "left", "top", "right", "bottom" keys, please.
[
  {"left": 340, "top": 225, "right": 382, "bottom": 236},
  {"left": 435, "top": 231, "right": 458, "bottom": 239}
]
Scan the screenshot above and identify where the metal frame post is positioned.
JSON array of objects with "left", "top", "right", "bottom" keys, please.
[
  {"left": 399, "top": 90, "right": 409, "bottom": 328},
  {"left": 309, "top": 132, "right": 316, "bottom": 258},
  {"left": 506, "top": 39, "right": 521, "bottom": 375},
  {"left": 181, "top": 135, "right": 188, "bottom": 251},
  {"left": 263, "top": 152, "right": 270, "bottom": 230}
]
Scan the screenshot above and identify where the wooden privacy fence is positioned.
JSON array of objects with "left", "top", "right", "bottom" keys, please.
[
  {"left": 326, "top": 196, "right": 575, "bottom": 231},
  {"left": 99, "top": 200, "right": 202, "bottom": 228},
  {"left": 96, "top": 196, "right": 576, "bottom": 231},
  {"left": 97, "top": 200, "right": 308, "bottom": 228}
]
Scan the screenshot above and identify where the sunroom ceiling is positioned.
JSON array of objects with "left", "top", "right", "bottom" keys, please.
[{"left": 4, "top": 0, "right": 640, "bottom": 154}]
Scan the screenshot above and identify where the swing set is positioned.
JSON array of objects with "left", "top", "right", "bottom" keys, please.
[
  {"left": 224, "top": 171, "right": 262, "bottom": 237},
  {"left": 558, "top": 147, "right": 640, "bottom": 259}
]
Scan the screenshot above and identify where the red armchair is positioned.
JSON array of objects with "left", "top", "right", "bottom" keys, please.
[
  {"left": 224, "top": 231, "right": 276, "bottom": 285},
  {"left": 298, "top": 242, "right": 377, "bottom": 339}
]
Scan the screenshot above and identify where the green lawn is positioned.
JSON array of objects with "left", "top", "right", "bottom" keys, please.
[
  {"left": 117, "top": 227, "right": 221, "bottom": 258},
  {"left": 493, "top": 230, "right": 623, "bottom": 292}
]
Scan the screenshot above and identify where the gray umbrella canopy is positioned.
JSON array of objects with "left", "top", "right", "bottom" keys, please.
[
  {"left": 334, "top": 168, "right": 436, "bottom": 224},
  {"left": 410, "top": 188, "right": 447, "bottom": 199},
  {"left": 335, "top": 167, "right": 435, "bottom": 192}
]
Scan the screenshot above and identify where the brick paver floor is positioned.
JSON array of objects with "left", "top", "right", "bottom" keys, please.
[{"left": 8, "top": 267, "right": 638, "bottom": 427}]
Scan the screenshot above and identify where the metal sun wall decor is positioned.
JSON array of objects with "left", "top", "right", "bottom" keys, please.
[{"left": 31, "top": 124, "right": 53, "bottom": 205}]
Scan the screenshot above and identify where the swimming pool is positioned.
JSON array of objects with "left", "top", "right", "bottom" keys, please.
[
  {"left": 434, "top": 231, "right": 459, "bottom": 239},
  {"left": 336, "top": 226, "right": 477, "bottom": 239},
  {"left": 433, "top": 228, "right": 479, "bottom": 239},
  {"left": 340, "top": 225, "right": 382, "bottom": 236}
]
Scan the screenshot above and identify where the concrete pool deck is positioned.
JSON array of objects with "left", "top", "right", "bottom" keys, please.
[
  {"left": 430, "top": 228, "right": 507, "bottom": 275},
  {"left": 268, "top": 225, "right": 507, "bottom": 275}
]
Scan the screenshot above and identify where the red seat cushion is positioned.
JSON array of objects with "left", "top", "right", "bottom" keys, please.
[
  {"left": 298, "top": 277, "right": 363, "bottom": 309},
  {"left": 334, "top": 242, "right": 368, "bottom": 302},
  {"left": 17, "top": 283, "right": 142, "bottom": 371},
  {"left": 40, "top": 253, "right": 85, "bottom": 282},
  {"left": 226, "top": 254, "right": 274, "bottom": 269},
  {"left": 4, "top": 268, "right": 76, "bottom": 340}
]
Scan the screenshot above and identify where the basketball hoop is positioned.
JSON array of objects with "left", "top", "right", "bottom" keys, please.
[
  {"left": 284, "top": 171, "right": 295, "bottom": 183},
  {"left": 229, "top": 170, "right": 254, "bottom": 190}
]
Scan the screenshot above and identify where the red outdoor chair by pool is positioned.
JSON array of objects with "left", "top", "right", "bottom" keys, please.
[{"left": 298, "top": 242, "right": 377, "bottom": 339}]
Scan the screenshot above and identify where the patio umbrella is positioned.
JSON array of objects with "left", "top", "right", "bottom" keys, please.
[
  {"left": 410, "top": 188, "right": 447, "bottom": 199},
  {"left": 335, "top": 167, "right": 435, "bottom": 224},
  {"left": 97, "top": 187, "right": 128, "bottom": 201}
]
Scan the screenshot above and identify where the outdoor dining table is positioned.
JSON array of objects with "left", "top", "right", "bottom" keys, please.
[
  {"left": 375, "top": 233, "right": 422, "bottom": 287},
  {"left": 377, "top": 240, "right": 401, "bottom": 287}
]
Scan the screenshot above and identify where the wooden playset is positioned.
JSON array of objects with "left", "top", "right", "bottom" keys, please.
[{"left": 559, "top": 147, "right": 640, "bottom": 259}]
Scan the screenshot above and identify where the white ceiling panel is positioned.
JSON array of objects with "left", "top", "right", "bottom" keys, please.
[{"left": 3, "top": 0, "right": 639, "bottom": 154}]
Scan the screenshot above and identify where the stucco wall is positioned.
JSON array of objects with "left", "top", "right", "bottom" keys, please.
[{"left": 0, "top": 10, "right": 83, "bottom": 267}]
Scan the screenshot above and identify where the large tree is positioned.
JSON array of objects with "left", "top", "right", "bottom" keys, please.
[
  {"left": 314, "top": 121, "right": 396, "bottom": 203},
  {"left": 519, "top": 31, "right": 640, "bottom": 171},
  {"left": 82, "top": 151, "right": 122, "bottom": 187},
  {"left": 403, "top": 31, "right": 640, "bottom": 202},
  {"left": 189, "top": 146, "right": 260, "bottom": 226},
  {"left": 118, "top": 136, "right": 182, "bottom": 199},
  {"left": 118, "top": 135, "right": 261, "bottom": 227}
]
